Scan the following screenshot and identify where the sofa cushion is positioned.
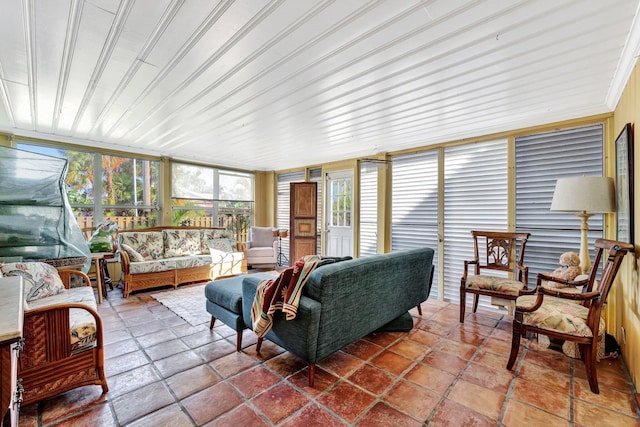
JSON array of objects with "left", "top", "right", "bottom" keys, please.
[
  {"left": 200, "top": 230, "right": 236, "bottom": 254},
  {"left": 119, "top": 231, "right": 164, "bottom": 260},
  {"left": 121, "top": 243, "right": 145, "bottom": 262},
  {"left": 251, "top": 227, "right": 275, "bottom": 247},
  {"left": 128, "top": 258, "right": 178, "bottom": 274},
  {"left": 163, "top": 229, "right": 201, "bottom": 257},
  {"left": 0, "top": 262, "right": 66, "bottom": 302},
  {"left": 27, "top": 286, "right": 98, "bottom": 353},
  {"left": 247, "top": 246, "right": 276, "bottom": 257},
  {"left": 172, "top": 254, "right": 212, "bottom": 269},
  {"left": 208, "top": 238, "right": 233, "bottom": 253}
]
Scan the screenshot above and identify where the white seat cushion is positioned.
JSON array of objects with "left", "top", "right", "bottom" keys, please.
[{"left": 27, "top": 286, "right": 98, "bottom": 353}]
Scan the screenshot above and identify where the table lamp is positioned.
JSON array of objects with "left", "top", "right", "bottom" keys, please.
[{"left": 550, "top": 176, "right": 615, "bottom": 274}]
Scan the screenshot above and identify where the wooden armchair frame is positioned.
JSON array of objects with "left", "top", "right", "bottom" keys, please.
[
  {"left": 506, "top": 239, "right": 634, "bottom": 393},
  {"left": 19, "top": 270, "right": 108, "bottom": 405},
  {"left": 460, "top": 230, "right": 532, "bottom": 323}
]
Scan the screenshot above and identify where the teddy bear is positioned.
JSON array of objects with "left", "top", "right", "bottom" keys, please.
[{"left": 546, "top": 251, "right": 582, "bottom": 288}]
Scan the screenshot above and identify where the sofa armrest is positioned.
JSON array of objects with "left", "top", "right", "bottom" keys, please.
[
  {"left": 236, "top": 241, "right": 248, "bottom": 257},
  {"left": 119, "top": 250, "right": 131, "bottom": 274},
  {"left": 272, "top": 240, "right": 278, "bottom": 252},
  {"left": 241, "top": 275, "right": 322, "bottom": 362}
]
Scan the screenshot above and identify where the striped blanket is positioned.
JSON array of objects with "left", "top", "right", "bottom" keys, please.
[{"left": 251, "top": 255, "right": 322, "bottom": 338}]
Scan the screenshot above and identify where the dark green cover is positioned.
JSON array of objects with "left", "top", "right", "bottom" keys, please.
[{"left": 242, "top": 247, "right": 434, "bottom": 363}]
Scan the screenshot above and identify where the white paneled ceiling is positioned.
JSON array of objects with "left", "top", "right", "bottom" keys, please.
[{"left": 0, "top": 0, "right": 639, "bottom": 170}]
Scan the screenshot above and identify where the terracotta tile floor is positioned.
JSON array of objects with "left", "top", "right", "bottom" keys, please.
[{"left": 19, "top": 285, "right": 640, "bottom": 426}]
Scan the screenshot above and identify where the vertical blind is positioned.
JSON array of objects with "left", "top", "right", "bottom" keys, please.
[
  {"left": 391, "top": 151, "right": 440, "bottom": 299},
  {"left": 515, "top": 124, "right": 604, "bottom": 278},
  {"left": 359, "top": 162, "right": 378, "bottom": 257},
  {"left": 443, "top": 140, "right": 508, "bottom": 307},
  {"left": 276, "top": 171, "right": 305, "bottom": 266},
  {"left": 309, "top": 168, "right": 323, "bottom": 255}
]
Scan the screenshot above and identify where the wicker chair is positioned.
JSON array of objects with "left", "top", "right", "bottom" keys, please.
[{"left": 18, "top": 269, "right": 108, "bottom": 405}]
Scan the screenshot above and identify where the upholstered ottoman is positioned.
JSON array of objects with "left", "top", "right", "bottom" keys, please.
[{"left": 204, "top": 272, "right": 277, "bottom": 351}]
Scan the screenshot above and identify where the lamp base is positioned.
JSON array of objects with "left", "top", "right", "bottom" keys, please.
[{"left": 576, "top": 212, "right": 593, "bottom": 275}]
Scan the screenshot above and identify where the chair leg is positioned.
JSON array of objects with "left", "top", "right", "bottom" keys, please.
[
  {"left": 506, "top": 316, "right": 523, "bottom": 370},
  {"left": 308, "top": 363, "right": 315, "bottom": 387},
  {"left": 582, "top": 343, "right": 600, "bottom": 394},
  {"left": 472, "top": 294, "right": 479, "bottom": 313},
  {"left": 209, "top": 316, "right": 215, "bottom": 329},
  {"left": 416, "top": 304, "right": 422, "bottom": 316},
  {"left": 256, "top": 337, "right": 263, "bottom": 354},
  {"left": 236, "top": 331, "right": 243, "bottom": 352},
  {"left": 459, "top": 287, "right": 466, "bottom": 323}
]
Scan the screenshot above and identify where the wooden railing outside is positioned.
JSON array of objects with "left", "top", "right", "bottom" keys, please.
[{"left": 75, "top": 215, "right": 249, "bottom": 242}]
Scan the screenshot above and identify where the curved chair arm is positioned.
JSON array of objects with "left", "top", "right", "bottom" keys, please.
[
  {"left": 462, "top": 260, "right": 479, "bottom": 278},
  {"left": 57, "top": 270, "right": 93, "bottom": 289},
  {"left": 119, "top": 250, "right": 131, "bottom": 275},
  {"left": 537, "top": 286, "right": 600, "bottom": 302},
  {"left": 26, "top": 302, "right": 104, "bottom": 334},
  {"left": 536, "top": 272, "right": 589, "bottom": 289}
]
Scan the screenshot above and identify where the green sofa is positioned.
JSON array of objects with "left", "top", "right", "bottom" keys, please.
[{"left": 242, "top": 247, "right": 434, "bottom": 386}]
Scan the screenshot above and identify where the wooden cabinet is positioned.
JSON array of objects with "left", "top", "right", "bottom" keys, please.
[
  {"left": 0, "top": 277, "right": 24, "bottom": 427},
  {"left": 289, "top": 182, "right": 317, "bottom": 263}
]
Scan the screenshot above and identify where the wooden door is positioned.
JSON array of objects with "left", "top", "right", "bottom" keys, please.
[{"left": 290, "top": 182, "right": 317, "bottom": 263}]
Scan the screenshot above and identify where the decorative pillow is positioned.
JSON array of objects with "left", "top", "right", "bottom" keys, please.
[
  {"left": 163, "top": 229, "right": 201, "bottom": 257},
  {"left": 208, "top": 238, "right": 233, "bottom": 253},
  {"left": 0, "top": 262, "right": 65, "bottom": 302},
  {"left": 213, "top": 231, "right": 237, "bottom": 248},
  {"left": 118, "top": 232, "right": 164, "bottom": 260},
  {"left": 121, "top": 243, "right": 145, "bottom": 262}
]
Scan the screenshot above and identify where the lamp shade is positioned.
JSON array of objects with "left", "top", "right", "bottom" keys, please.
[{"left": 550, "top": 176, "right": 615, "bottom": 213}]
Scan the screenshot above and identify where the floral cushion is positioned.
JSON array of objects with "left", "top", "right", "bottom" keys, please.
[
  {"left": 121, "top": 243, "right": 145, "bottom": 262},
  {"left": 27, "top": 286, "right": 98, "bottom": 353},
  {"left": 128, "top": 258, "right": 178, "bottom": 274},
  {"left": 465, "top": 275, "right": 525, "bottom": 296},
  {"left": 516, "top": 294, "right": 603, "bottom": 337},
  {"left": 208, "top": 238, "right": 233, "bottom": 253},
  {"left": 0, "top": 262, "right": 66, "bottom": 302},
  {"left": 173, "top": 255, "right": 213, "bottom": 269},
  {"left": 119, "top": 232, "right": 164, "bottom": 260},
  {"left": 163, "top": 229, "right": 201, "bottom": 257},
  {"left": 200, "top": 230, "right": 218, "bottom": 254}
]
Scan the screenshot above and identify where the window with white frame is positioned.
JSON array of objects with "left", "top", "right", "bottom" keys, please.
[
  {"left": 16, "top": 142, "right": 160, "bottom": 230},
  {"left": 171, "top": 162, "right": 254, "bottom": 241}
]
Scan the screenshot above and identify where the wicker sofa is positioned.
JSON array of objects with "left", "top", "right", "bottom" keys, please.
[
  {"left": 118, "top": 226, "right": 247, "bottom": 297},
  {"left": 0, "top": 262, "right": 108, "bottom": 405}
]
